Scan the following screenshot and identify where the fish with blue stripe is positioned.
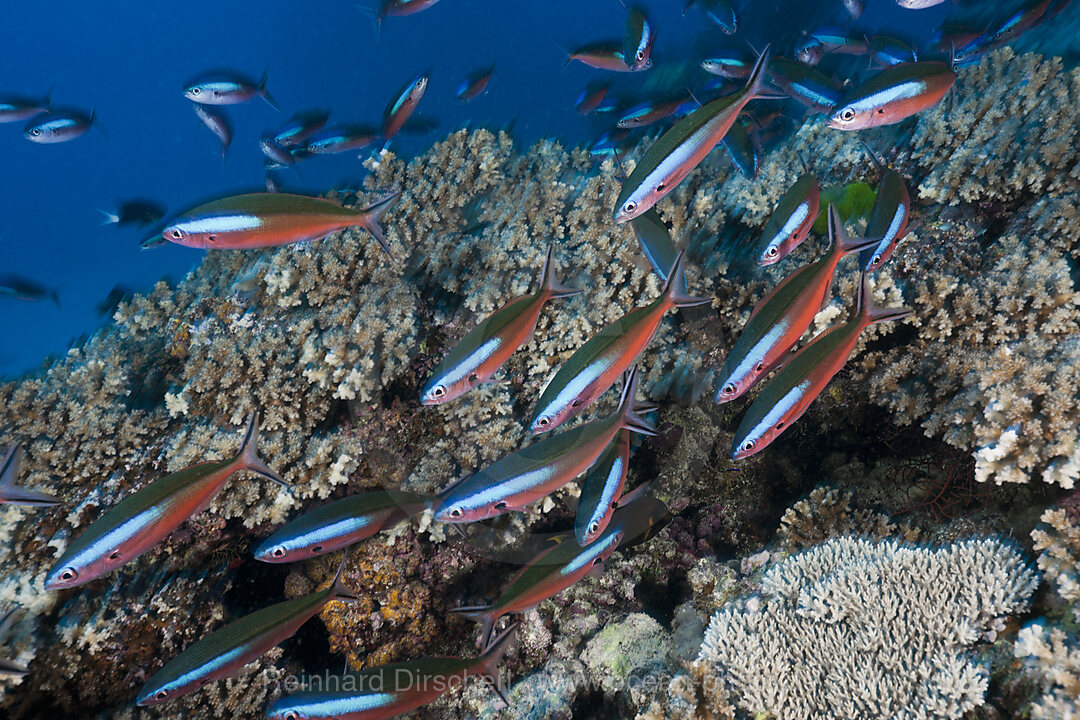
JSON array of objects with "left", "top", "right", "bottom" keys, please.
[
  {"left": 435, "top": 368, "right": 656, "bottom": 524},
  {"left": 757, "top": 173, "right": 820, "bottom": 266},
  {"left": 44, "top": 413, "right": 287, "bottom": 590}
]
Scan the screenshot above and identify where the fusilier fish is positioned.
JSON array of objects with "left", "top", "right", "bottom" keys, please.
[
  {"left": 456, "top": 62, "right": 496, "bottom": 102},
  {"left": 435, "top": 368, "right": 656, "bottom": 523},
  {"left": 0, "top": 446, "right": 59, "bottom": 506},
  {"left": 623, "top": 7, "right": 655, "bottom": 72},
  {"left": 616, "top": 97, "right": 686, "bottom": 128},
  {"left": 382, "top": 73, "right": 428, "bottom": 142},
  {"left": 378, "top": 0, "right": 442, "bottom": 18},
  {"left": 721, "top": 121, "right": 760, "bottom": 179},
  {"left": 454, "top": 495, "right": 667, "bottom": 646},
  {"left": 731, "top": 271, "right": 912, "bottom": 459},
  {"left": 628, "top": 208, "right": 678, "bottom": 283},
  {"left": 869, "top": 35, "right": 918, "bottom": 66},
  {"left": 0, "top": 88, "right": 51, "bottom": 123},
  {"left": 861, "top": 169, "right": 910, "bottom": 271},
  {"left": 193, "top": 105, "right": 232, "bottom": 159},
  {"left": 574, "top": 429, "right": 631, "bottom": 544},
  {"left": 715, "top": 206, "right": 878, "bottom": 404},
  {"left": 566, "top": 43, "right": 647, "bottom": 72},
  {"left": 768, "top": 57, "right": 842, "bottom": 114},
  {"left": 153, "top": 191, "right": 400, "bottom": 256},
  {"left": 99, "top": 199, "right": 167, "bottom": 227},
  {"left": 136, "top": 557, "right": 358, "bottom": 705},
  {"left": 575, "top": 82, "right": 611, "bottom": 114},
  {"left": 529, "top": 253, "right": 708, "bottom": 434},
  {"left": 303, "top": 126, "right": 379, "bottom": 155},
  {"left": 829, "top": 62, "right": 956, "bottom": 131},
  {"left": 44, "top": 414, "right": 286, "bottom": 590},
  {"left": 266, "top": 624, "right": 517, "bottom": 720},
  {"left": 701, "top": 53, "right": 751, "bottom": 79},
  {"left": 758, "top": 173, "right": 820, "bottom": 265},
  {"left": 0, "top": 275, "right": 60, "bottom": 306},
  {"left": 23, "top": 109, "right": 94, "bottom": 143},
  {"left": 254, "top": 490, "right": 433, "bottom": 563},
  {"left": 184, "top": 70, "right": 278, "bottom": 110},
  {"left": 613, "top": 45, "right": 770, "bottom": 223},
  {"left": 272, "top": 110, "right": 330, "bottom": 147},
  {"left": 421, "top": 245, "right": 579, "bottom": 405}
]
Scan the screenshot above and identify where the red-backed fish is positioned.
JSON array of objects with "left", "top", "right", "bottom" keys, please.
[
  {"left": 529, "top": 253, "right": 709, "bottom": 434},
  {"left": 421, "top": 245, "right": 579, "bottom": 405},
  {"left": 154, "top": 191, "right": 399, "bottom": 256},
  {"left": 796, "top": 39, "right": 825, "bottom": 66},
  {"left": 768, "top": 58, "right": 842, "bottom": 114},
  {"left": 266, "top": 624, "right": 517, "bottom": 720},
  {"left": 272, "top": 110, "right": 330, "bottom": 147},
  {"left": 715, "top": 206, "right": 878, "bottom": 404},
  {"left": 721, "top": 120, "right": 760, "bottom": 179},
  {"left": 701, "top": 52, "right": 752, "bottom": 79},
  {"left": 861, "top": 169, "right": 910, "bottom": 271},
  {"left": 575, "top": 82, "right": 612, "bottom": 114},
  {"left": 259, "top": 137, "right": 296, "bottom": 168},
  {"left": 686, "top": 0, "right": 738, "bottom": 33},
  {"left": 574, "top": 429, "right": 631, "bottom": 544},
  {"left": 869, "top": 35, "right": 918, "bottom": 66},
  {"left": 732, "top": 271, "right": 912, "bottom": 459},
  {"left": 23, "top": 109, "right": 94, "bottom": 143},
  {"left": 566, "top": 43, "right": 647, "bottom": 73},
  {"left": 613, "top": 45, "right": 770, "bottom": 223},
  {"left": 184, "top": 71, "right": 278, "bottom": 111},
  {"left": 302, "top": 126, "right": 379, "bottom": 156},
  {"left": 136, "top": 557, "right": 358, "bottom": 705},
  {"left": 623, "top": 7, "right": 655, "bottom": 72},
  {"left": 983, "top": 0, "right": 1053, "bottom": 49},
  {"left": 0, "top": 88, "right": 51, "bottom": 123},
  {"left": 378, "top": 0, "right": 441, "bottom": 17},
  {"left": 44, "top": 414, "right": 286, "bottom": 590},
  {"left": 453, "top": 495, "right": 668, "bottom": 647},
  {"left": 0, "top": 445, "right": 59, "bottom": 507},
  {"left": 382, "top": 73, "right": 428, "bottom": 141},
  {"left": 810, "top": 29, "right": 869, "bottom": 55},
  {"left": 758, "top": 173, "right": 820, "bottom": 266},
  {"left": 456, "top": 61, "right": 496, "bottom": 102},
  {"left": 254, "top": 491, "right": 433, "bottom": 563},
  {"left": 628, "top": 208, "right": 678, "bottom": 283},
  {"left": 616, "top": 97, "right": 687, "bottom": 129},
  {"left": 829, "top": 62, "right": 955, "bottom": 130},
  {"left": 435, "top": 368, "right": 656, "bottom": 523},
  {"left": 193, "top": 105, "right": 231, "bottom": 159}
]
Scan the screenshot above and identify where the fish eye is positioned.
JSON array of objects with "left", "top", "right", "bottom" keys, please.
[
  {"left": 840, "top": 108, "right": 856, "bottom": 122},
  {"left": 448, "top": 507, "right": 463, "bottom": 518},
  {"left": 766, "top": 246, "right": 779, "bottom": 258},
  {"left": 592, "top": 556, "right": 603, "bottom": 565},
  {"left": 655, "top": 182, "right": 666, "bottom": 191},
  {"left": 571, "top": 399, "right": 582, "bottom": 408},
  {"left": 721, "top": 383, "right": 736, "bottom": 396},
  {"left": 271, "top": 546, "right": 286, "bottom": 558},
  {"left": 108, "top": 550, "right": 121, "bottom": 561},
  {"left": 776, "top": 421, "right": 785, "bottom": 430},
  {"left": 636, "top": 50, "right": 645, "bottom": 61},
  {"left": 59, "top": 567, "right": 78, "bottom": 582},
  {"left": 537, "top": 417, "right": 550, "bottom": 428},
  {"left": 872, "top": 255, "right": 881, "bottom": 266},
  {"left": 589, "top": 521, "right": 600, "bottom": 534},
  {"left": 170, "top": 228, "right": 183, "bottom": 239},
  {"left": 740, "top": 439, "right": 755, "bottom": 453},
  {"left": 31, "top": 128, "right": 41, "bottom": 136},
  {"left": 623, "top": 201, "right": 637, "bottom": 214},
  {"left": 284, "top": 712, "right": 299, "bottom": 720},
  {"left": 432, "top": 385, "right": 446, "bottom": 397},
  {"left": 154, "top": 690, "right": 169, "bottom": 701},
  {"left": 191, "top": 87, "right": 201, "bottom": 95},
  {"left": 415, "top": 79, "right": 425, "bottom": 89}
]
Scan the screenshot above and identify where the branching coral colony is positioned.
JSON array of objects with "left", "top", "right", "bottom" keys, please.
[{"left": 0, "top": 44, "right": 1079, "bottom": 719}]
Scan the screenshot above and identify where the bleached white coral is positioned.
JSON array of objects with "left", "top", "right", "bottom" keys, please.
[{"left": 696, "top": 536, "right": 1038, "bottom": 720}]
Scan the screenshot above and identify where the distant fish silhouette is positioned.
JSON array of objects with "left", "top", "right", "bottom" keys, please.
[{"left": 0, "top": 446, "right": 60, "bottom": 507}]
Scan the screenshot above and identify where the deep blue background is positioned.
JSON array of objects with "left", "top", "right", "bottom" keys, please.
[{"left": 0, "top": 0, "right": 989, "bottom": 378}]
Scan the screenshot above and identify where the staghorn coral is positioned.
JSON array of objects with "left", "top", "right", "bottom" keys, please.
[{"left": 696, "top": 536, "right": 1038, "bottom": 720}]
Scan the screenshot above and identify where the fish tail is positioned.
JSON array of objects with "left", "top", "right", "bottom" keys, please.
[
  {"left": 539, "top": 243, "right": 580, "bottom": 300},
  {"left": 359, "top": 189, "right": 402, "bottom": 257},
  {"left": 744, "top": 42, "right": 772, "bottom": 100},
  {"left": 98, "top": 209, "right": 120, "bottom": 226},
  {"left": 259, "top": 70, "right": 280, "bottom": 112},
  {"left": 43, "top": 82, "right": 55, "bottom": 109},
  {"left": 476, "top": 622, "right": 519, "bottom": 707},
  {"left": 617, "top": 367, "right": 659, "bottom": 437},
  {"left": 328, "top": 551, "right": 361, "bottom": 602},
  {"left": 0, "top": 446, "right": 59, "bottom": 507},
  {"left": 661, "top": 251, "right": 711, "bottom": 308},
  {"left": 450, "top": 605, "right": 497, "bottom": 647},
  {"left": 856, "top": 270, "right": 912, "bottom": 327},
  {"left": 828, "top": 205, "right": 880, "bottom": 257},
  {"left": 235, "top": 412, "right": 289, "bottom": 488}
]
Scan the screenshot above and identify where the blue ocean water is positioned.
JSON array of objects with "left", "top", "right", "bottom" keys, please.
[{"left": 0, "top": 0, "right": 969, "bottom": 378}]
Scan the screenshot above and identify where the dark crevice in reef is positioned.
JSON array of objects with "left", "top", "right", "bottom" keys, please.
[{"left": 224, "top": 558, "right": 292, "bottom": 616}]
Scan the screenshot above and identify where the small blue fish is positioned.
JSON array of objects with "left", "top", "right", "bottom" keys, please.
[
  {"left": 184, "top": 70, "right": 278, "bottom": 110},
  {"left": 23, "top": 109, "right": 94, "bottom": 143},
  {"left": 272, "top": 110, "right": 330, "bottom": 147}
]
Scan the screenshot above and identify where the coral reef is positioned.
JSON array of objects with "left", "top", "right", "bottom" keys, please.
[{"left": 696, "top": 536, "right": 1037, "bottom": 720}]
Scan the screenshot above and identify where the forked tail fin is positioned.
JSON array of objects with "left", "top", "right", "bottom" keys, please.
[
  {"left": 828, "top": 204, "right": 880, "bottom": 257},
  {"left": 259, "top": 69, "right": 279, "bottom": 112},
  {"left": 359, "top": 189, "right": 402, "bottom": 257},
  {"left": 856, "top": 270, "right": 913, "bottom": 328},
  {"left": 450, "top": 605, "right": 497, "bottom": 649},
  {"left": 538, "top": 243, "right": 580, "bottom": 300},
  {"left": 616, "top": 367, "right": 658, "bottom": 437},
  {"left": 660, "top": 251, "right": 711, "bottom": 309},
  {"left": 744, "top": 43, "right": 772, "bottom": 100},
  {"left": 475, "top": 622, "right": 519, "bottom": 707},
  {"left": 236, "top": 412, "right": 289, "bottom": 488},
  {"left": 327, "top": 551, "right": 361, "bottom": 602}
]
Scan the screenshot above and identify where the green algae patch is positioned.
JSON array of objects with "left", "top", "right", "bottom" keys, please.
[
  {"left": 580, "top": 613, "right": 669, "bottom": 694},
  {"left": 813, "top": 182, "right": 876, "bottom": 234}
]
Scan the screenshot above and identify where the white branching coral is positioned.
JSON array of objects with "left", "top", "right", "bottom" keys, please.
[{"left": 696, "top": 536, "right": 1038, "bottom": 720}]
